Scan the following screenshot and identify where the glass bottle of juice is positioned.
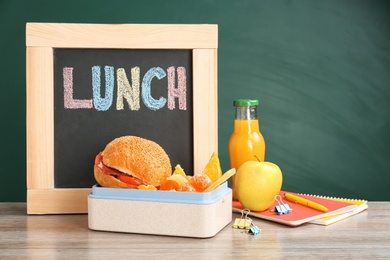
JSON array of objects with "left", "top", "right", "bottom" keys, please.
[{"left": 228, "top": 99, "right": 266, "bottom": 200}]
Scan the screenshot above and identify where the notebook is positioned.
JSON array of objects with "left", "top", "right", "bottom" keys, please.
[
  {"left": 232, "top": 191, "right": 358, "bottom": 226},
  {"left": 303, "top": 194, "right": 368, "bottom": 225}
]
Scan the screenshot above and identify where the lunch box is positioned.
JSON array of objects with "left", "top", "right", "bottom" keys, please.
[{"left": 88, "top": 182, "right": 232, "bottom": 238}]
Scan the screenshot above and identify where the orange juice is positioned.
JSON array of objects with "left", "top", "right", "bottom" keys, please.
[{"left": 228, "top": 99, "right": 265, "bottom": 200}]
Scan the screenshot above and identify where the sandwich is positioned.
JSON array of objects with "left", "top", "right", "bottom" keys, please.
[{"left": 94, "top": 135, "right": 172, "bottom": 189}]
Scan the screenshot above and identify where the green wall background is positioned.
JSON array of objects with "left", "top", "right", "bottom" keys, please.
[{"left": 1, "top": 0, "right": 389, "bottom": 202}]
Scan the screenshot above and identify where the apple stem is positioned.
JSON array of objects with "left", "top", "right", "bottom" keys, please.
[{"left": 254, "top": 155, "right": 260, "bottom": 162}]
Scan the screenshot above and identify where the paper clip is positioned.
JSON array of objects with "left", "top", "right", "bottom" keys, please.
[
  {"left": 274, "top": 195, "right": 292, "bottom": 215},
  {"left": 248, "top": 219, "right": 261, "bottom": 236},
  {"left": 233, "top": 209, "right": 252, "bottom": 230}
]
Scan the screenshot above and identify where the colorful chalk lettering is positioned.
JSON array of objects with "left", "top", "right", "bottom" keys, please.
[
  {"left": 62, "top": 66, "right": 187, "bottom": 111},
  {"left": 167, "top": 66, "right": 187, "bottom": 110},
  {"left": 92, "top": 66, "right": 114, "bottom": 111},
  {"left": 116, "top": 67, "right": 140, "bottom": 111},
  {"left": 141, "top": 67, "right": 167, "bottom": 111},
  {"left": 63, "top": 67, "right": 93, "bottom": 109}
]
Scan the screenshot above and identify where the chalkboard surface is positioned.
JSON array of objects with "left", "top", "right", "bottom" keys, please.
[{"left": 54, "top": 49, "right": 193, "bottom": 188}]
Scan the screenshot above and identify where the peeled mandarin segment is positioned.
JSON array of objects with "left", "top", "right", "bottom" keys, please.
[
  {"left": 159, "top": 180, "right": 179, "bottom": 191},
  {"left": 177, "top": 183, "right": 196, "bottom": 192},
  {"left": 172, "top": 164, "right": 186, "bottom": 177},
  {"left": 202, "top": 152, "right": 222, "bottom": 183},
  {"left": 203, "top": 168, "right": 236, "bottom": 192},
  {"left": 190, "top": 173, "right": 212, "bottom": 192}
]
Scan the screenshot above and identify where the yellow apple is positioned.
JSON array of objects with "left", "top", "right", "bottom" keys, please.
[{"left": 235, "top": 161, "right": 283, "bottom": 212}]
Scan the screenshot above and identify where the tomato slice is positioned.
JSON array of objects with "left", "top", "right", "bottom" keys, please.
[
  {"left": 95, "top": 152, "right": 144, "bottom": 187},
  {"left": 95, "top": 152, "right": 103, "bottom": 165},
  {"left": 117, "top": 174, "right": 144, "bottom": 186}
]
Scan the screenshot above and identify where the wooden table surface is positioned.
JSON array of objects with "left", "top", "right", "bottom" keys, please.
[{"left": 1, "top": 202, "right": 389, "bottom": 259}]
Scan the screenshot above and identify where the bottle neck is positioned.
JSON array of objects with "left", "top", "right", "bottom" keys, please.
[
  {"left": 235, "top": 106, "right": 258, "bottom": 120},
  {"left": 234, "top": 106, "right": 260, "bottom": 133}
]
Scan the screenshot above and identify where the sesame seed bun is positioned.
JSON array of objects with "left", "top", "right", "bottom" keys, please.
[{"left": 94, "top": 136, "right": 172, "bottom": 188}]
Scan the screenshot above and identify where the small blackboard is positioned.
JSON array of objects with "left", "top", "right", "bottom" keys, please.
[
  {"left": 54, "top": 48, "right": 193, "bottom": 188},
  {"left": 26, "top": 23, "right": 218, "bottom": 214}
]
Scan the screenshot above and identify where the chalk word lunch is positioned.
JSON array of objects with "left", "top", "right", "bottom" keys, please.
[{"left": 63, "top": 66, "right": 187, "bottom": 111}]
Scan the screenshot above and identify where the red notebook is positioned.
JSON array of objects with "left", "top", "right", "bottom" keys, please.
[{"left": 232, "top": 191, "right": 357, "bottom": 226}]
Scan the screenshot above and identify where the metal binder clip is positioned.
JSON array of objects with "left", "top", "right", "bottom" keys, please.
[
  {"left": 274, "top": 195, "right": 292, "bottom": 215},
  {"left": 248, "top": 220, "right": 261, "bottom": 236},
  {"left": 233, "top": 209, "right": 252, "bottom": 230}
]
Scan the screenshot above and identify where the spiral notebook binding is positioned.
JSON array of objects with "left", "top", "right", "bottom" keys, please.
[{"left": 299, "top": 194, "right": 367, "bottom": 205}]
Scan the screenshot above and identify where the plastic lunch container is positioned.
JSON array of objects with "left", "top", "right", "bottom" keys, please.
[{"left": 88, "top": 182, "right": 232, "bottom": 238}]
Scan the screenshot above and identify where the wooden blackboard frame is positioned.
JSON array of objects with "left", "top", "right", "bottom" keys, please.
[{"left": 26, "top": 23, "right": 218, "bottom": 214}]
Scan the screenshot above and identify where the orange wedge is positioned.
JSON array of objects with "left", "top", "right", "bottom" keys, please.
[
  {"left": 172, "top": 164, "right": 186, "bottom": 177},
  {"left": 202, "top": 152, "right": 222, "bottom": 183}
]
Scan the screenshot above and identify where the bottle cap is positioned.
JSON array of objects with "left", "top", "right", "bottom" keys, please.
[{"left": 233, "top": 99, "right": 259, "bottom": 107}]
